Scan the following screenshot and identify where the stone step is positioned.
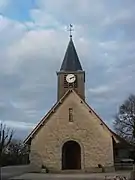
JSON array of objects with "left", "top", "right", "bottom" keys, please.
[{"left": 52, "top": 170, "right": 85, "bottom": 174}]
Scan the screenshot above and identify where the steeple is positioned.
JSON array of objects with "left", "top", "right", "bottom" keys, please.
[
  {"left": 57, "top": 36, "right": 85, "bottom": 101},
  {"left": 60, "top": 37, "right": 83, "bottom": 71}
]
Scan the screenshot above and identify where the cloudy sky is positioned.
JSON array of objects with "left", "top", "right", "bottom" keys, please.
[{"left": 0, "top": 0, "right": 135, "bottom": 139}]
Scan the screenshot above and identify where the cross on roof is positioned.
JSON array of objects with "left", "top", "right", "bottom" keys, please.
[{"left": 68, "top": 24, "right": 74, "bottom": 38}]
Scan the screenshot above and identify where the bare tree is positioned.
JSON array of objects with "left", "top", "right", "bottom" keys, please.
[
  {"left": 8, "top": 139, "right": 29, "bottom": 165},
  {"left": 114, "top": 94, "right": 135, "bottom": 145},
  {"left": 0, "top": 122, "right": 13, "bottom": 178}
]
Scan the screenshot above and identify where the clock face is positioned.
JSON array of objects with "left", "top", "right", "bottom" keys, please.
[{"left": 66, "top": 74, "right": 76, "bottom": 83}]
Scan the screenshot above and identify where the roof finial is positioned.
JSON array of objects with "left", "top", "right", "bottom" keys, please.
[{"left": 68, "top": 24, "right": 74, "bottom": 39}]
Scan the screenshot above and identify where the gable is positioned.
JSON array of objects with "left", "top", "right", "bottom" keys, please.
[{"left": 24, "top": 89, "right": 120, "bottom": 144}]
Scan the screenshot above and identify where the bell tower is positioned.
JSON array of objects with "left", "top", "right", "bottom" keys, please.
[{"left": 57, "top": 37, "right": 85, "bottom": 101}]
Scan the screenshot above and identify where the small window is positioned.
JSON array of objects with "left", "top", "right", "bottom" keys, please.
[{"left": 69, "top": 108, "right": 73, "bottom": 122}]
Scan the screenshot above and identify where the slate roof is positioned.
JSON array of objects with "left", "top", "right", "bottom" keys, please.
[{"left": 60, "top": 38, "right": 83, "bottom": 71}]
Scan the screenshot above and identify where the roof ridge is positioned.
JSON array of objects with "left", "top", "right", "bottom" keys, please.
[
  {"left": 24, "top": 89, "right": 73, "bottom": 143},
  {"left": 24, "top": 89, "right": 124, "bottom": 145}
]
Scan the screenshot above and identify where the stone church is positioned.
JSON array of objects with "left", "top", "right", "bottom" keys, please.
[{"left": 24, "top": 36, "right": 132, "bottom": 173}]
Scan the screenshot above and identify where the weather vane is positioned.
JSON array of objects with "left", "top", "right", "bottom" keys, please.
[{"left": 68, "top": 24, "right": 74, "bottom": 38}]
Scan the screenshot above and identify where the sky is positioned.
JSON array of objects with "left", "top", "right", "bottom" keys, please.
[{"left": 0, "top": 0, "right": 135, "bottom": 139}]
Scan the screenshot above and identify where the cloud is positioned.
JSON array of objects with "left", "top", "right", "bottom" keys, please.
[
  {"left": 0, "top": 0, "right": 135, "bottom": 137},
  {"left": 30, "top": 9, "right": 60, "bottom": 28},
  {"left": 0, "top": 0, "right": 9, "bottom": 10},
  {"left": 0, "top": 120, "right": 35, "bottom": 130},
  {"left": 88, "top": 85, "right": 112, "bottom": 96}
]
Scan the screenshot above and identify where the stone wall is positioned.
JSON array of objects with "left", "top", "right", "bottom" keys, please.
[{"left": 30, "top": 91, "right": 114, "bottom": 172}]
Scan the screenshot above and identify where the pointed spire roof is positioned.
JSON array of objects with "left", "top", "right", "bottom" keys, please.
[{"left": 60, "top": 37, "right": 83, "bottom": 71}]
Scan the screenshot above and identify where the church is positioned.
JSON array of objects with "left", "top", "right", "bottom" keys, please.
[{"left": 24, "top": 35, "right": 132, "bottom": 173}]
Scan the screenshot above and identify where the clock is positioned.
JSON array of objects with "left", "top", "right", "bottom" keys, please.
[{"left": 66, "top": 74, "right": 76, "bottom": 83}]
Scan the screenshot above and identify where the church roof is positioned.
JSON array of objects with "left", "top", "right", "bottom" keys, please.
[
  {"left": 24, "top": 89, "right": 127, "bottom": 145},
  {"left": 60, "top": 38, "right": 83, "bottom": 71}
]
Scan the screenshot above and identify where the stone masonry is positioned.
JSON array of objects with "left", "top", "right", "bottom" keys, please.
[{"left": 29, "top": 91, "right": 114, "bottom": 172}]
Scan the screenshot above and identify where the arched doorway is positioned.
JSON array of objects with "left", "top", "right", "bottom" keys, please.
[{"left": 62, "top": 140, "right": 81, "bottom": 170}]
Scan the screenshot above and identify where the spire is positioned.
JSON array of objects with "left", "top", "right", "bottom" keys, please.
[{"left": 60, "top": 38, "right": 83, "bottom": 71}]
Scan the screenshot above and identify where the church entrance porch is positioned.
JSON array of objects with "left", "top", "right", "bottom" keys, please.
[{"left": 62, "top": 140, "right": 81, "bottom": 170}]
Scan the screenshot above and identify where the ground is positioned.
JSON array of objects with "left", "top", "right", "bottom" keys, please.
[
  {"left": 1, "top": 165, "right": 30, "bottom": 180},
  {"left": 1, "top": 165, "right": 132, "bottom": 180},
  {"left": 10, "top": 171, "right": 131, "bottom": 180}
]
